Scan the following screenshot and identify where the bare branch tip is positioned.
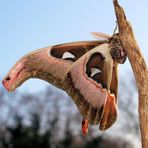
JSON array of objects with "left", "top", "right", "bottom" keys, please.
[{"left": 113, "top": 0, "right": 119, "bottom": 5}]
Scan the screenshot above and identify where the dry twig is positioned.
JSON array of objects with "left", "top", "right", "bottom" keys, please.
[{"left": 113, "top": 0, "right": 148, "bottom": 147}]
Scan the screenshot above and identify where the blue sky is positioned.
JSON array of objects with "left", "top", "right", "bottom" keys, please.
[{"left": 0, "top": 0, "right": 148, "bottom": 92}]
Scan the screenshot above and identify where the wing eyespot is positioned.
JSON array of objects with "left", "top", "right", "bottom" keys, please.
[
  {"left": 90, "top": 68, "right": 101, "bottom": 77},
  {"left": 62, "top": 52, "right": 75, "bottom": 59}
]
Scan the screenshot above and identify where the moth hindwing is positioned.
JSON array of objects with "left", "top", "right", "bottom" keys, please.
[{"left": 63, "top": 42, "right": 118, "bottom": 131}]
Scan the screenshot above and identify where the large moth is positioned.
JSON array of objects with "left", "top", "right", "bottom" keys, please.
[{"left": 2, "top": 32, "right": 126, "bottom": 135}]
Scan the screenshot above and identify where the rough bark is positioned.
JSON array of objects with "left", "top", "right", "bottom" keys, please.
[{"left": 113, "top": 0, "right": 148, "bottom": 147}]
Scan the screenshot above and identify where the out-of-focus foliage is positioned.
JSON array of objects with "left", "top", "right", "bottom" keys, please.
[{"left": 0, "top": 77, "right": 140, "bottom": 148}]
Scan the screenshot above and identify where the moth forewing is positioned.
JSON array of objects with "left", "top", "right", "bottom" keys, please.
[{"left": 46, "top": 41, "right": 108, "bottom": 88}]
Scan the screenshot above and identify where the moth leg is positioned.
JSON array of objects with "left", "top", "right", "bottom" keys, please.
[
  {"left": 81, "top": 118, "right": 89, "bottom": 135},
  {"left": 99, "top": 93, "right": 117, "bottom": 131}
]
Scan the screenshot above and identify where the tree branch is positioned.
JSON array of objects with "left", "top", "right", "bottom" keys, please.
[{"left": 113, "top": 0, "right": 148, "bottom": 147}]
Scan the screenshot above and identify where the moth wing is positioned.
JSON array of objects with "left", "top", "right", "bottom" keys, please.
[
  {"left": 99, "top": 93, "right": 117, "bottom": 131},
  {"left": 2, "top": 40, "right": 108, "bottom": 92},
  {"left": 45, "top": 40, "right": 107, "bottom": 88},
  {"left": 98, "top": 62, "right": 118, "bottom": 131},
  {"left": 63, "top": 43, "right": 117, "bottom": 127},
  {"left": 49, "top": 40, "right": 107, "bottom": 61}
]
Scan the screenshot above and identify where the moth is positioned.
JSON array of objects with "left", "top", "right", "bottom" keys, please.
[{"left": 2, "top": 32, "right": 126, "bottom": 135}]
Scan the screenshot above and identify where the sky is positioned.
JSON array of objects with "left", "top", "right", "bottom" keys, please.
[{"left": 0, "top": 0, "right": 148, "bottom": 93}]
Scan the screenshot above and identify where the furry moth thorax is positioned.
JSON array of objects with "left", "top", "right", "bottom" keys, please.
[{"left": 109, "top": 33, "right": 127, "bottom": 64}]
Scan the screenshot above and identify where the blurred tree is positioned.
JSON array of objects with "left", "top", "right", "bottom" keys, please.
[
  {"left": 60, "top": 117, "right": 73, "bottom": 148},
  {"left": 85, "top": 136, "right": 133, "bottom": 148},
  {"left": 0, "top": 76, "right": 140, "bottom": 147},
  {"left": 5, "top": 113, "right": 51, "bottom": 148}
]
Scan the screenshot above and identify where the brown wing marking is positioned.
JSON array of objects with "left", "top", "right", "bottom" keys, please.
[
  {"left": 50, "top": 40, "right": 107, "bottom": 62},
  {"left": 86, "top": 53, "right": 107, "bottom": 88}
]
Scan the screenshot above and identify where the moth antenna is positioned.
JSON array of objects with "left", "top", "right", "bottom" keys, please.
[
  {"left": 113, "top": 21, "right": 118, "bottom": 35},
  {"left": 91, "top": 32, "right": 111, "bottom": 40}
]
